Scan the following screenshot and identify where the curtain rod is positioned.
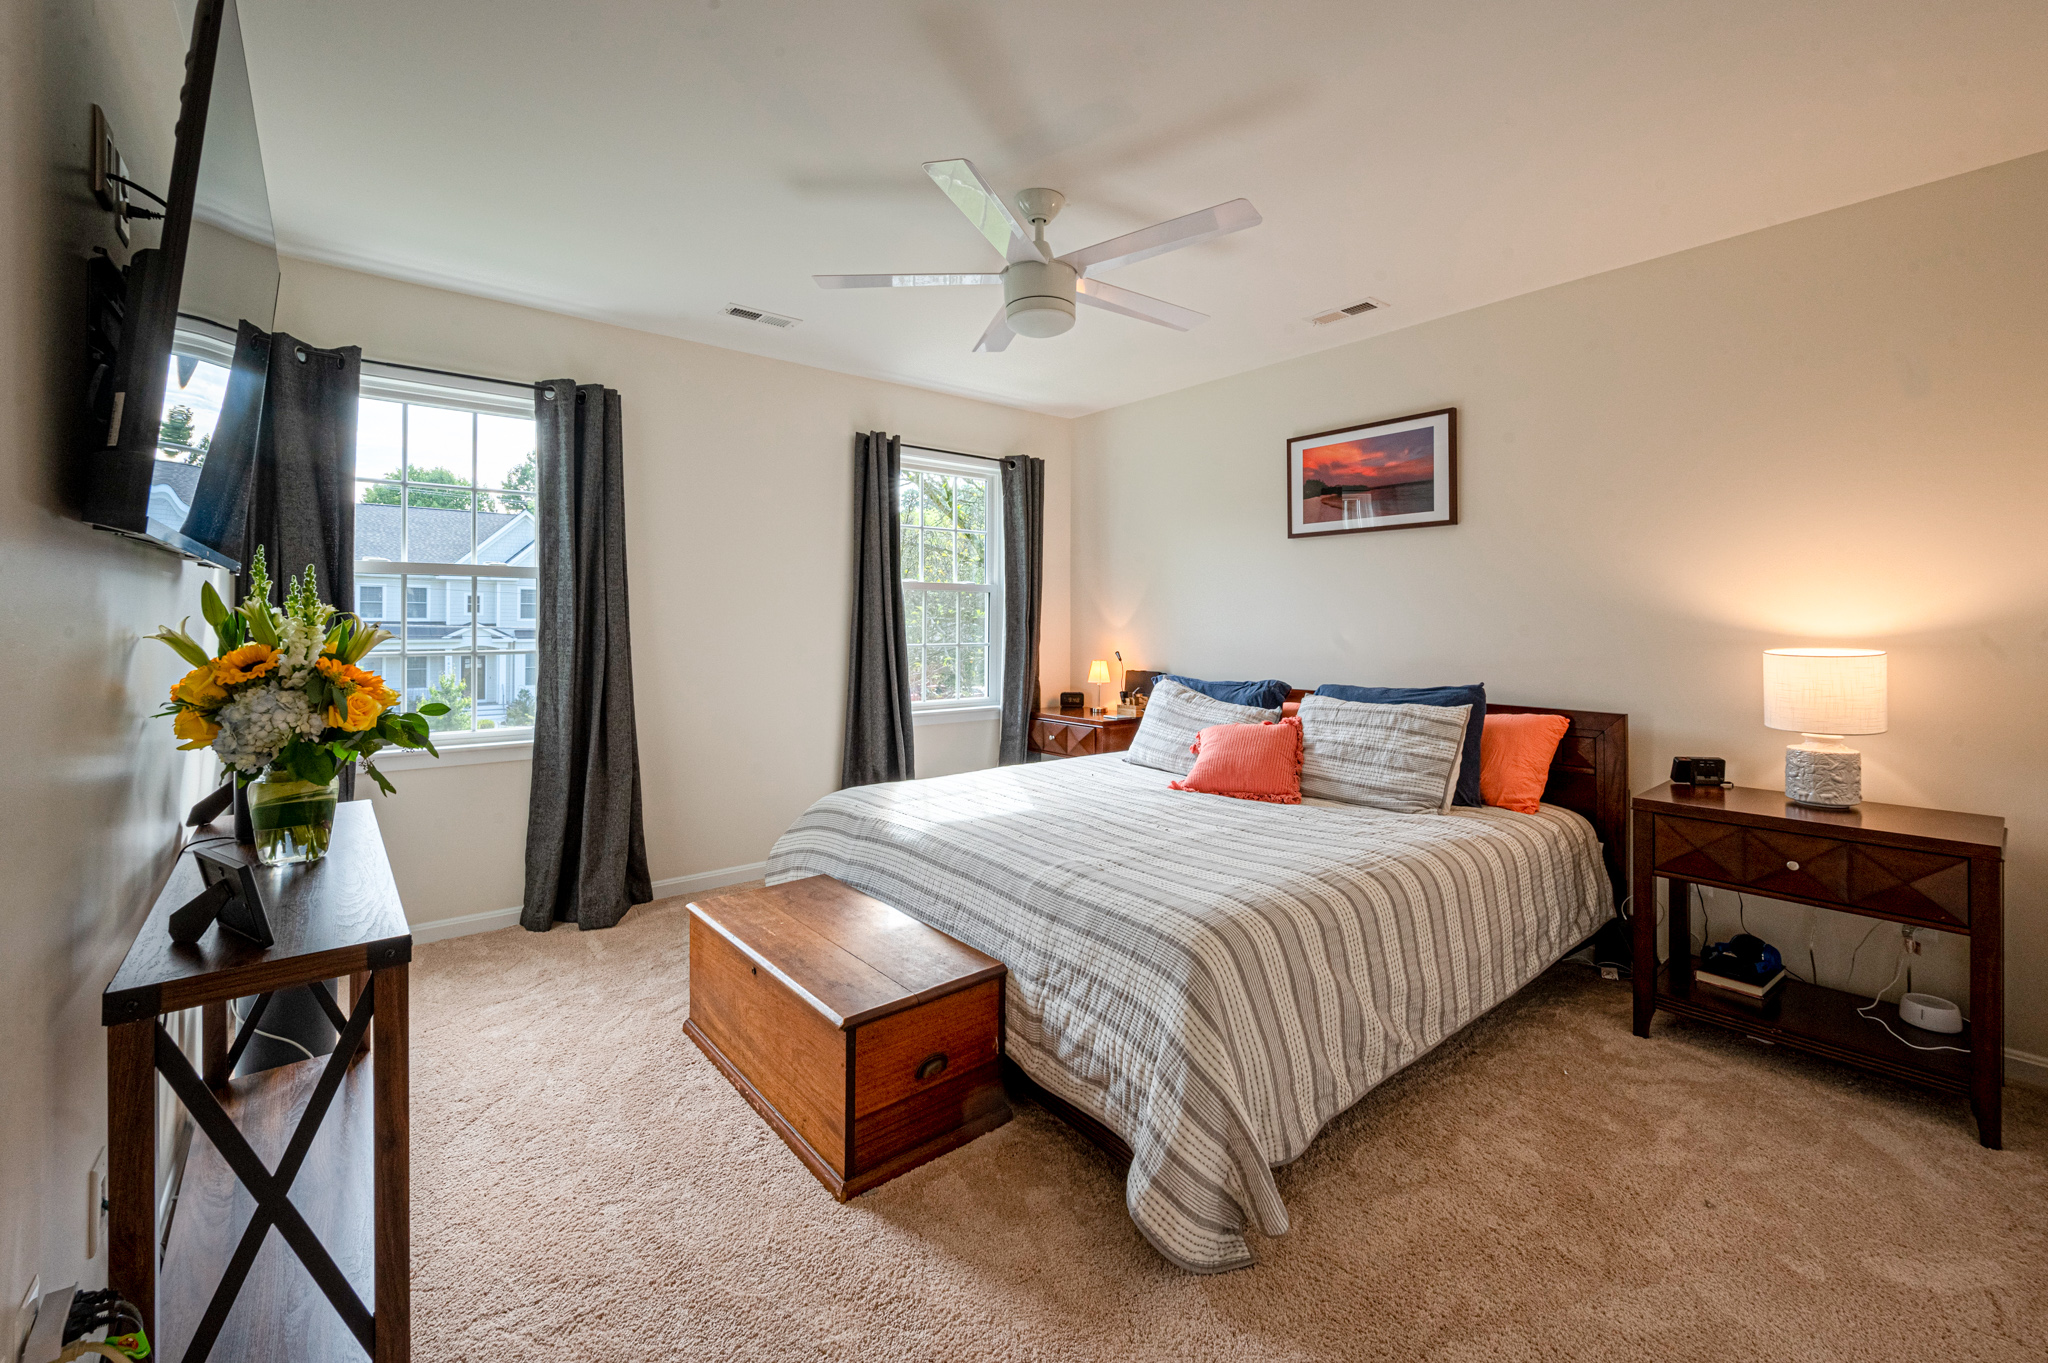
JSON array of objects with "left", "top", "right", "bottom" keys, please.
[
  {"left": 363, "top": 356, "right": 535, "bottom": 394},
  {"left": 901, "top": 440, "right": 1003, "bottom": 464}
]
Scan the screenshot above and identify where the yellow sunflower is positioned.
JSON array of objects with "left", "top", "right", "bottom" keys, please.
[{"left": 213, "top": 643, "right": 279, "bottom": 686}]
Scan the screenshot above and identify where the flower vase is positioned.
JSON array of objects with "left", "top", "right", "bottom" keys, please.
[{"left": 249, "top": 768, "right": 339, "bottom": 864}]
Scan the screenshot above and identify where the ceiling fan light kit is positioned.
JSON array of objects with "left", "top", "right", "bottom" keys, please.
[{"left": 816, "top": 158, "right": 1260, "bottom": 351}]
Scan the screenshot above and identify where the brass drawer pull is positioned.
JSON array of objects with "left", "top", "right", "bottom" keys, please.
[{"left": 916, "top": 1053, "right": 949, "bottom": 1082}]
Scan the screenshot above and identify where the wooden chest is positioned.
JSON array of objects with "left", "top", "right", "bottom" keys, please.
[{"left": 684, "top": 876, "right": 1011, "bottom": 1199}]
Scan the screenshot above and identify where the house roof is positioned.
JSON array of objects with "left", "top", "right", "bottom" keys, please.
[{"left": 355, "top": 503, "right": 534, "bottom": 566}]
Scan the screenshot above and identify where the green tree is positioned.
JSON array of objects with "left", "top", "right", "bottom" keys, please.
[
  {"left": 497, "top": 452, "right": 537, "bottom": 513},
  {"left": 360, "top": 466, "right": 473, "bottom": 510},
  {"left": 505, "top": 688, "right": 535, "bottom": 727},
  {"left": 423, "top": 672, "right": 473, "bottom": 732},
  {"left": 160, "top": 404, "right": 197, "bottom": 447}
]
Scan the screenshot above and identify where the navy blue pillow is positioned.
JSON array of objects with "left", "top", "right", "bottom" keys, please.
[
  {"left": 1162, "top": 674, "right": 1292, "bottom": 711},
  {"left": 1313, "top": 683, "right": 1487, "bottom": 807}
]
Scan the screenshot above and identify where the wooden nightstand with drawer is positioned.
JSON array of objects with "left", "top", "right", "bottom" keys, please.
[
  {"left": 1028, "top": 709, "right": 1140, "bottom": 759},
  {"left": 1631, "top": 783, "right": 2006, "bottom": 1146}
]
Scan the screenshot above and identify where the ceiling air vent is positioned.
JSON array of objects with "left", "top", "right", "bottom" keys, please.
[
  {"left": 1309, "top": 298, "right": 1386, "bottom": 326},
  {"left": 723, "top": 304, "right": 801, "bottom": 329}
]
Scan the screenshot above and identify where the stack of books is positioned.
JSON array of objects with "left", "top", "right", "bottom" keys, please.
[{"left": 1695, "top": 961, "right": 1788, "bottom": 1003}]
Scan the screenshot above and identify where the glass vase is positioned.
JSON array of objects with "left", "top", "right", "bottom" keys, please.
[{"left": 248, "top": 768, "right": 339, "bottom": 865}]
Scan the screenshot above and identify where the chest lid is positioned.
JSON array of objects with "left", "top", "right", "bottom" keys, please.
[{"left": 687, "top": 876, "right": 1004, "bottom": 1030}]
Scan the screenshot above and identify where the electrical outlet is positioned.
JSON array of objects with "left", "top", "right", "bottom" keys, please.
[
  {"left": 1902, "top": 925, "right": 1924, "bottom": 955},
  {"left": 87, "top": 1147, "right": 108, "bottom": 1260},
  {"left": 89, "top": 105, "right": 132, "bottom": 245},
  {"left": 13, "top": 1276, "right": 39, "bottom": 1363}
]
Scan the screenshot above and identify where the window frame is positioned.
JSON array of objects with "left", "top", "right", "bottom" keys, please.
[
  {"left": 898, "top": 445, "right": 1003, "bottom": 714},
  {"left": 353, "top": 364, "right": 540, "bottom": 750}
]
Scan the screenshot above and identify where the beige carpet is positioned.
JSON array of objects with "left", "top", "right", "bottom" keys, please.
[{"left": 409, "top": 895, "right": 2046, "bottom": 1361}]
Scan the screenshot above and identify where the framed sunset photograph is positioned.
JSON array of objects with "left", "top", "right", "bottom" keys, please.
[{"left": 1286, "top": 407, "right": 1457, "bottom": 538}]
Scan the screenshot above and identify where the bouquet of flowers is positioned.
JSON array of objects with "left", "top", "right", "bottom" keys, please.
[{"left": 151, "top": 547, "right": 447, "bottom": 861}]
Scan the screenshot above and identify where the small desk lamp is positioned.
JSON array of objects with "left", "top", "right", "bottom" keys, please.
[
  {"left": 1087, "top": 659, "right": 1111, "bottom": 715},
  {"left": 1763, "top": 647, "right": 1887, "bottom": 808}
]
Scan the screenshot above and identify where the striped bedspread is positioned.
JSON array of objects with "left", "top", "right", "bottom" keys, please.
[{"left": 764, "top": 753, "right": 1612, "bottom": 1272}]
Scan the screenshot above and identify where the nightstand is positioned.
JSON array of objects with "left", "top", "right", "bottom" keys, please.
[
  {"left": 1028, "top": 709, "right": 1140, "bottom": 759},
  {"left": 1631, "top": 783, "right": 2006, "bottom": 1147}
]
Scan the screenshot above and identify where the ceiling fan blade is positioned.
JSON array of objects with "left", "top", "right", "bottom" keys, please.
[
  {"left": 814, "top": 273, "right": 1004, "bottom": 288},
  {"left": 1074, "top": 277, "right": 1207, "bottom": 331},
  {"left": 972, "top": 304, "right": 1016, "bottom": 353},
  {"left": 1058, "top": 198, "right": 1261, "bottom": 277},
  {"left": 923, "top": 158, "right": 1048, "bottom": 265}
]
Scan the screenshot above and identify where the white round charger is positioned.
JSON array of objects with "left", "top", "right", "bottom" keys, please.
[{"left": 1898, "top": 993, "right": 1963, "bottom": 1034}]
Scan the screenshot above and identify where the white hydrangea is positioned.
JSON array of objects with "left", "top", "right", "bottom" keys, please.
[{"left": 212, "top": 685, "right": 320, "bottom": 772}]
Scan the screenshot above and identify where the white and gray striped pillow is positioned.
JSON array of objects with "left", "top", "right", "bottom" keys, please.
[
  {"left": 1124, "top": 678, "right": 1282, "bottom": 776},
  {"left": 1297, "top": 694, "right": 1471, "bottom": 813}
]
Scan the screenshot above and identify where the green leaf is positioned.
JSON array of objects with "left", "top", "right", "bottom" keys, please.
[
  {"left": 199, "top": 581, "right": 229, "bottom": 628},
  {"left": 418, "top": 702, "right": 450, "bottom": 716},
  {"left": 148, "top": 619, "right": 214, "bottom": 669},
  {"left": 365, "top": 763, "right": 396, "bottom": 797}
]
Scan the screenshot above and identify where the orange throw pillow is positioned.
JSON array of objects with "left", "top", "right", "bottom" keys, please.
[
  {"left": 1170, "top": 718, "right": 1303, "bottom": 804},
  {"left": 1479, "top": 712, "right": 1571, "bottom": 813}
]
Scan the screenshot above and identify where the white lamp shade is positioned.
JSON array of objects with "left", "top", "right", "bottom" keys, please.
[
  {"left": 1086, "top": 660, "right": 1112, "bottom": 685},
  {"left": 1762, "top": 648, "right": 1887, "bottom": 735}
]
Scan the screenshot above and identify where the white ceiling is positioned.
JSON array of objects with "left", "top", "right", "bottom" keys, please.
[{"left": 237, "top": 0, "right": 2048, "bottom": 417}]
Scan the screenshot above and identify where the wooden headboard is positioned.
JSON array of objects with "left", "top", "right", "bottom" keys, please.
[{"left": 1284, "top": 691, "right": 1630, "bottom": 910}]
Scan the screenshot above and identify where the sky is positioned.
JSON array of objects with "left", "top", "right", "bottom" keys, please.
[{"left": 1301, "top": 427, "right": 1435, "bottom": 489}]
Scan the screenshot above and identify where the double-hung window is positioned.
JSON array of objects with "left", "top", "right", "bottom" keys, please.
[
  {"left": 898, "top": 447, "right": 1001, "bottom": 710},
  {"left": 353, "top": 366, "right": 541, "bottom": 740}
]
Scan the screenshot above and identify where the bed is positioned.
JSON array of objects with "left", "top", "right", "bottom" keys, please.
[{"left": 764, "top": 702, "right": 1628, "bottom": 1272}]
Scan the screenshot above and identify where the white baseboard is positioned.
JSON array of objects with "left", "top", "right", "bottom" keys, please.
[
  {"left": 407, "top": 860, "right": 769, "bottom": 945},
  {"left": 649, "top": 860, "right": 769, "bottom": 899},
  {"left": 410, "top": 904, "right": 523, "bottom": 943},
  {"left": 2007, "top": 1047, "right": 2048, "bottom": 1092}
]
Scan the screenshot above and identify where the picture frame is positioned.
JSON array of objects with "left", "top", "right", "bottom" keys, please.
[{"left": 1286, "top": 407, "right": 1457, "bottom": 539}]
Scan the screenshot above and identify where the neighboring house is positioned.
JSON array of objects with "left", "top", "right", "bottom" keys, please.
[
  {"left": 148, "top": 458, "right": 203, "bottom": 529},
  {"left": 354, "top": 502, "right": 537, "bottom": 728}
]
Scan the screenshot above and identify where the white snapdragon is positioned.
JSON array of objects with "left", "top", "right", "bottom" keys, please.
[
  {"left": 211, "top": 685, "right": 320, "bottom": 772},
  {"left": 274, "top": 606, "right": 332, "bottom": 687}
]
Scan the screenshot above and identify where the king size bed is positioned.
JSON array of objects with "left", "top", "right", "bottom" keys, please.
[{"left": 764, "top": 701, "right": 1628, "bottom": 1273}]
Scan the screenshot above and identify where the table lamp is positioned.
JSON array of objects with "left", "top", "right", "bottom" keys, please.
[
  {"left": 1762, "top": 647, "right": 1887, "bottom": 808},
  {"left": 1087, "top": 660, "right": 1111, "bottom": 715}
]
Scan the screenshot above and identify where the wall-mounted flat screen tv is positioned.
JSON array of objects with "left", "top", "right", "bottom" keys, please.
[{"left": 82, "top": 0, "right": 277, "bottom": 571}]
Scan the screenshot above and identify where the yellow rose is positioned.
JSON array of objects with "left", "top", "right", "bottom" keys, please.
[
  {"left": 343, "top": 690, "right": 384, "bottom": 731},
  {"left": 171, "top": 665, "right": 226, "bottom": 708},
  {"left": 173, "top": 708, "right": 220, "bottom": 750}
]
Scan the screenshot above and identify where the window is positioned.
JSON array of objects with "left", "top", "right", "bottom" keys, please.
[
  {"left": 354, "top": 366, "right": 540, "bottom": 740},
  {"left": 898, "top": 447, "right": 1001, "bottom": 707},
  {"left": 358, "top": 585, "right": 384, "bottom": 620},
  {"left": 519, "top": 588, "right": 536, "bottom": 621}
]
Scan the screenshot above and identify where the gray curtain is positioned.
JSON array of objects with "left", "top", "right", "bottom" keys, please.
[
  {"left": 841, "top": 431, "right": 916, "bottom": 787},
  {"left": 522, "top": 380, "right": 652, "bottom": 932},
  {"left": 998, "top": 455, "right": 1045, "bottom": 765},
  {"left": 207, "top": 329, "right": 363, "bottom": 814}
]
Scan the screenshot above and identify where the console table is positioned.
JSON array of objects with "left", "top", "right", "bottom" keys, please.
[
  {"left": 1631, "top": 782, "right": 2005, "bottom": 1147},
  {"left": 103, "top": 801, "right": 412, "bottom": 1362}
]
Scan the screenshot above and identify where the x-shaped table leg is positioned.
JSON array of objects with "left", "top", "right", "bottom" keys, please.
[{"left": 155, "top": 977, "right": 379, "bottom": 1361}]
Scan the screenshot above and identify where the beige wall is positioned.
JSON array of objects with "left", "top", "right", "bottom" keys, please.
[
  {"left": 275, "top": 259, "right": 1071, "bottom": 929},
  {"left": 2, "top": 0, "right": 225, "bottom": 1308},
  {"left": 1070, "top": 152, "right": 2048, "bottom": 1061}
]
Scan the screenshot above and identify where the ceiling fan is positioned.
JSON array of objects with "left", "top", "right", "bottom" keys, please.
[{"left": 815, "top": 159, "right": 1261, "bottom": 351}]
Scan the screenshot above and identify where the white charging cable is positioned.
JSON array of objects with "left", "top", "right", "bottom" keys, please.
[{"left": 1859, "top": 947, "right": 1969, "bottom": 1054}]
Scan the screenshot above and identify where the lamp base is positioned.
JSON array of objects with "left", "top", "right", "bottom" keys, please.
[{"left": 1785, "top": 736, "right": 1860, "bottom": 808}]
